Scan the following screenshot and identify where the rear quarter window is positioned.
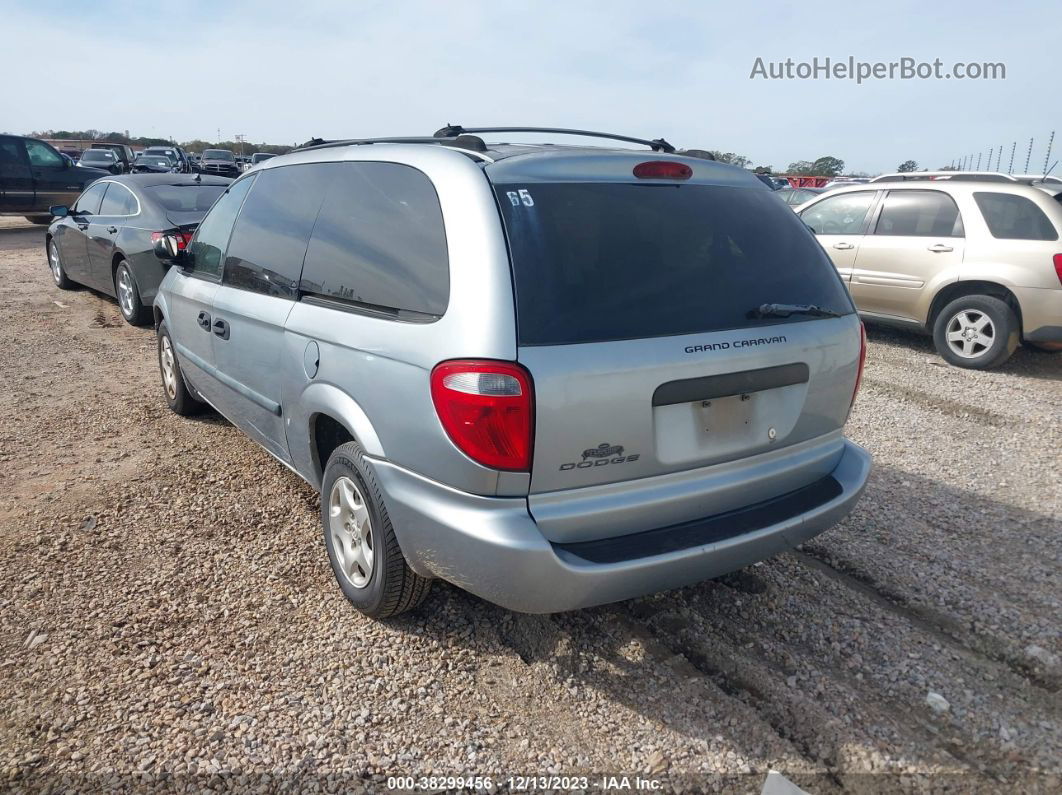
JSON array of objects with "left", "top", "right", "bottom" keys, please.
[
  {"left": 300, "top": 162, "right": 449, "bottom": 319},
  {"left": 974, "top": 192, "right": 1059, "bottom": 240},
  {"left": 495, "top": 182, "right": 854, "bottom": 346}
]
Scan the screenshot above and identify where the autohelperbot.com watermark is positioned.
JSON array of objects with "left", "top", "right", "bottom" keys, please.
[{"left": 750, "top": 56, "right": 1005, "bottom": 84}]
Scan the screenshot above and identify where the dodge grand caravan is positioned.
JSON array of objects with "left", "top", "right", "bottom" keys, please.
[{"left": 152, "top": 126, "right": 872, "bottom": 617}]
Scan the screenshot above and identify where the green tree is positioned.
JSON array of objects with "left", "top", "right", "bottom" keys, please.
[
  {"left": 811, "top": 156, "right": 845, "bottom": 176},
  {"left": 711, "top": 151, "right": 750, "bottom": 168},
  {"left": 897, "top": 159, "right": 919, "bottom": 172},
  {"left": 753, "top": 165, "right": 773, "bottom": 174},
  {"left": 786, "top": 160, "right": 814, "bottom": 175}
]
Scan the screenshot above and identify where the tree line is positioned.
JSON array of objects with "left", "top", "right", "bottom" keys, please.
[{"left": 29, "top": 129, "right": 295, "bottom": 156}]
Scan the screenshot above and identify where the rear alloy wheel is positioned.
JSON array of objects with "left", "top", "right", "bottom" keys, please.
[
  {"left": 321, "top": 441, "right": 431, "bottom": 618},
  {"left": 48, "top": 239, "right": 73, "bottom": 289},
  {"left": 114, "top": 260, "right": 150, "bottom": 325},
  {"left": 932, "top": 295, "right": 1019, "bottom": 369}
]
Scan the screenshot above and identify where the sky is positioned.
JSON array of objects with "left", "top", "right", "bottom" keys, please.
[{"left": 2, "top": 0, "right": 1059, "bottom": 175}]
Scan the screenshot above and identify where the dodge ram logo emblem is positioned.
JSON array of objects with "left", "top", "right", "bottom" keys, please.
[{"left": 582, "top": 443, "right": 624, "bottom": 460}]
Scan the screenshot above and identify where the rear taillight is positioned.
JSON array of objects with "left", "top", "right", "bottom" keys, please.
[
  {"left": 850, "top": 322, "right": 867, "bottom": 411},
  {"left": 633, "top": 161, "right": 693, "bottom": 180},
  {"left": 430, "top": 360, "right": 534, "bottom": 471},
  {"left": 1053, "top": 253, "right": 1062, "bottom": 286},
  {"left": 151, "top": 231, "right": 193, "bottom": 250}
]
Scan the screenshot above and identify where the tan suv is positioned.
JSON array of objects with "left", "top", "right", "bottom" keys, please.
[{"left": 798, "top": 181, "right": 1062, "bottom": 368}]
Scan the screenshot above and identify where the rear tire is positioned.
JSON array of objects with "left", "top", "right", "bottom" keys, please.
[
  {"left": 932, "top": 295, "right": 1019, "bottom": 369},
  {"left": 48, "top": 239, "right": 74, "bottom": 289},
  {"left": 157, "top": 321, "right": 203, "bottom": 416},
  {"left": 321, "top": 441, "right": 431, "bottom": 619},
  {"left": 114, "top": 260, "right": 150, "bottom": 326}
]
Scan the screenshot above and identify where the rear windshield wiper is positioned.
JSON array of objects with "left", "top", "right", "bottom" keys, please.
[{"left": 749, "top": 303, "right": 843, "bottom": 319}]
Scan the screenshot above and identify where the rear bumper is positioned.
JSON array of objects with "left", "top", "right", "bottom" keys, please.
[{"left": 374, "top": 439, "right": 872, "bottom": 613}]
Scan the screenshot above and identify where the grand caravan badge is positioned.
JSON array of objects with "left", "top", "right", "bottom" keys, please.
[{"left": 559, "top": 443, "right": 640, "bottom": 471}]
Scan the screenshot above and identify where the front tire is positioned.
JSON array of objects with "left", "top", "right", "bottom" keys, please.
[
  {"left": 321, "top": 441, "right": 431, "bottom": 619},
  {"left": 932, "top": 295, "right": 1019, "bottom": 369},
  {"left": 157, "top": 321, "right": 203, "bottom": 416},
  {"left": 114, "top": 260, "right": 150, "bottom": 325},
  {"left": 48, "top": 239, "right": 74, "bottom": 289}
]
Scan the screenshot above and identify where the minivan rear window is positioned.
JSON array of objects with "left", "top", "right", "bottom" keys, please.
[{"left": 494, "top": 182, "right": 854, "bottom": 345}]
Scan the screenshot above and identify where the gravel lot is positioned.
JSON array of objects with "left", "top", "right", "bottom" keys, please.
[{"left": 1, "top": 217, "right": 1059, "bottom": 793}]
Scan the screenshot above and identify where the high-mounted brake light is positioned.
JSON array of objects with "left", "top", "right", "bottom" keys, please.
[
  {"left": 430, "top": 360, "right": 534, "bottom": 471},
  {"left": 151, "top": 231, "right": 193, "bottom": 251},
  {"left": 849, "top": 322, "right": 867, "bottom": 415},
  {"left": 633, "top": 161, "right": 693, "bottom": 180},
  {"left": 1053, "top": 253, "right": 1062, "bottom": 287}
]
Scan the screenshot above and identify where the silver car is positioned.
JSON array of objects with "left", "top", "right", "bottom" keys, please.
[{"left": 152, "top": 127, "right": 871, "bottom": 617}]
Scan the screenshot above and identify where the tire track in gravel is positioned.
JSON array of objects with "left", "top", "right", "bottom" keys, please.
[
  {"left": 860, "top": 376, "right": 1013, "bottom": 427},
  {"left": 791, "top": 548, "right": 1061, "bottom": 695}
]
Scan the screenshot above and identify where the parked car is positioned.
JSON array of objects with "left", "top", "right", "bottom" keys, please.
[
  {"left": 132, "top": 154, "right": 180, "bottom": 174},
  {"left": 754, "top": 173, "right": 785, "bottom": 190},
  {"left": 45, "top": 174, "right": 233, "bottom": 324},
  {"left": 197, "top": 149, "right": 240, "bottom": 177},
  {"left": 151, "top": 128, "right": 871, "bottom": 618},
  {"left": 798, "top": 180, "right": 1062, "bottom": 367},
  {"left": 777, "top": 186, "right": 826, "bottom": 206},
  {"left": 249, "top": 152, "right": 276, "bottom": 166},
  {"left": 0, "top": 134, "right": 110, "bottom": 223},
  {"left": 90, "top": 143, "right": 136, "bottom": 173},
  {"left": 59, "top": 148, "right": 82, "bottom": 162},
  {"left": 142, "top": 146, "right": 193, "bottom": 174},
  {"left": 77, "top": 148, "right": 124, "bottom": 174},
  {"left": 821, "top": 178, "right": 870, "bottom": 190}
]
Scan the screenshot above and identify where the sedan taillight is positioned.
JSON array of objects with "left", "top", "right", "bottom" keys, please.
[
  {"left": 430, "top": 360, "right": 534, "bottom": 471},
  {"left": 1053, "top": 253, "right": 1062, "bottom": 287},
  {"left": 150, "top": 231, "right": 193, "bottom": 251}
]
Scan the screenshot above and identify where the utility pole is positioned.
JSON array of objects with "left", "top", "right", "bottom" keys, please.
[
  {"left": 217, "top": 128, "right": 221, "bottom": 145},
  {"left": 234, "top": 134, "right": 246, "bottom": 157}
]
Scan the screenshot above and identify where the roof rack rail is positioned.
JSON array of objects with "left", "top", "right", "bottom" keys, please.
[
  {"left": 433, "top": 125, "right": 675, "bottom": 153},
  {"left": 295, "top": 135, "right": 489, "bottom": 154}
]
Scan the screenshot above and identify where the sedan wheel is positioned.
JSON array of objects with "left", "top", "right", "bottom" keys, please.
[
  {"left": 114, "top": 261, "right": 149, "bottom": 325},
  {"left": 48, "top": 240, "right": 73, "bottom": 289}
]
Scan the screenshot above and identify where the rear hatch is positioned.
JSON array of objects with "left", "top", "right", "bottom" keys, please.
[{"left": 487, "top": 155, "right": 861, "bottom": 538}]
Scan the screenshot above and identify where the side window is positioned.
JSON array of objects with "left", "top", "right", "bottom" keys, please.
[
  {"left": 222, "top": 164, "right": 333, "bottom": 299},
  {"left": 24, "top": 139, "right": 65, "bottom": 168},
  {"left": 0, "top": 138, "right": 26, "bottom": 169},
  {"left": 874, "top": 190, "right": 963, "bottom": 237},
  {"left": 188, "top": 176, "right": 256, "bottom": 279},
  {"left": 98, "top": 183, "right": 138, "bottom": 216},
  {"left": 301, "top": 162, "right": 449, "bottom": 318},
  {"left": 974, "top": 192, "right": 1058, "bottom": 241},
  {"left": 800, "top": 191, "right": 876, "bottom": 235},
  {"left": 73, "top": 182, "right": 108, "bottom": 215}
]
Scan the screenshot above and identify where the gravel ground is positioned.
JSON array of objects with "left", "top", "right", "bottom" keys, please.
[{"left": 0, "top": 221, "right": 1059, "bottom": 793}]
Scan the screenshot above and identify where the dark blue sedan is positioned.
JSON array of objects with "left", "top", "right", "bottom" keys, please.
[{"left": 45, "top": 174, "right": 232, "bottom": 324}]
